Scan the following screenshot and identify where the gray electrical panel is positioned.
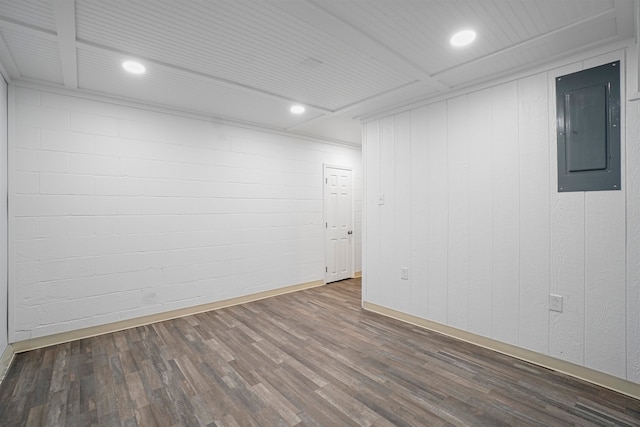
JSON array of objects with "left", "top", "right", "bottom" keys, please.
[{"left": 556, "top": 61, "right": 620, "bottom": 192}]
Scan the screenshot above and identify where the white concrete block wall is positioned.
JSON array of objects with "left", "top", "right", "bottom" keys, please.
[
  {"left": 10, "top": 87, "right": 362, "bottom": 341},
  {"left": 363, "top": 47, "right": 639, "bottom": 384}
]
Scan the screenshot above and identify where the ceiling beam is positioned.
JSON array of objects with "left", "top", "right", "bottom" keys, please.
[
  {"left": 52, "top": 0, "right": 78, "bottom": 89},
  {"left": 286, "top": 79, "right": 427, "bottom": 132},
  {"left": 75, "top": 39, "right": 335, "bottom": 115},
  {"left": 0, "top": 18, "right": 57, "bottom": 40}
]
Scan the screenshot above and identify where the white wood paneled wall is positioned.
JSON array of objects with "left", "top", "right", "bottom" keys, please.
[{"left": 363, "top": 49, "right": 639, "bottom": 384}]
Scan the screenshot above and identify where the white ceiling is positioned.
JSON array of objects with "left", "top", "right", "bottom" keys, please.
[{"left": 0, "top": 0, "right": 635, "bottom": 145}]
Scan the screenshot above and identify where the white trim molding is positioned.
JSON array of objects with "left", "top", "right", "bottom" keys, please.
[{"left": 12, "top": 280, "right": 324, "bottom": 353}]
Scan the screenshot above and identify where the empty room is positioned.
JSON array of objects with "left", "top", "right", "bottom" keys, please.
[{"left": 0, "top": 0, "right": 640, "bottom": 425}]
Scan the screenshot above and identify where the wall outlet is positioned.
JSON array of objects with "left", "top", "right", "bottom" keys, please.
[
  {"left": 378, "top": 193, "right": 385, "bottom": 205},
  {"left": 400, "top": 267, "right": 409, "bottom": 280},
  {"left": 549, "top": 294, "right": 563, "bottom": 312}
]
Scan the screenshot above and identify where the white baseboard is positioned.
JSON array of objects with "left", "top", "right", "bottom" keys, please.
[
  {"left": 363, "top": 301, "right": 640, "bottom": 401},
  {"left": 12, "top": 280, "right": 325, "bottom": 353}
]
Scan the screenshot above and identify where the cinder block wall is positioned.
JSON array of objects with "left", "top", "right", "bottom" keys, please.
[{"left": 11, "top": 86, "right": 362, "bottom": 342}]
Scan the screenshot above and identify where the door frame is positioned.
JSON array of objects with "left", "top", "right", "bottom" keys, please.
[{"left": 323, "top": 164, "right": 355, "bottom": 283}]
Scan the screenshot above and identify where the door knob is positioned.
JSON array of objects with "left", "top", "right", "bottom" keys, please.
[{"left": 347, "top": 230, "right": 353, "bottom": 235}]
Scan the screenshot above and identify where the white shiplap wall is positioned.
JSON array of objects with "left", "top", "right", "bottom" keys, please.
[
  {"left": 363, "top": 48, "right": 639, "bottom": 384},
  {"left": 10, "top": 86, "right": 362, "bottom": 341}
]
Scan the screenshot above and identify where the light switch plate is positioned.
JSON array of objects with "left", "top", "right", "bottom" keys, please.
[{"left": 549, "top": 294, "right": 563, "bottom": 312}]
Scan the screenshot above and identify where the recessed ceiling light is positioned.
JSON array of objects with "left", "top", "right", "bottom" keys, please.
[
  {"left": 290, "top": 105, "right": 305, "bottom": 114},
  {"left": 122, "top": 60, "right": 146, "bottom": 74},
  {"left": 450, "top": 30, "right": 476, "bottom": 47}
]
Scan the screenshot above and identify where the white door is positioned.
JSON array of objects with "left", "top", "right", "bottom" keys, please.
[{"left": 324, "top": 166, "right": 353, "bottom": 283}]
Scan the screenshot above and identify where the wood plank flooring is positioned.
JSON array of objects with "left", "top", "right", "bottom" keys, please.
[{"left": 1, "top": 278, "right": 639, "bottom": 426}]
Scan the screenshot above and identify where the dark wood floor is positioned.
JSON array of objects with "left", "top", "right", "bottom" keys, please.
[{"left": 1, "top": 278, "right": 639, "bottom": 426}]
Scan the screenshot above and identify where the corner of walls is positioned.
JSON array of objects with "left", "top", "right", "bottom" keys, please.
[
  {"left": 625, "top": 39, "right": 640, "bottom": 384},
  {"left": 0, "top": 74, "right": 8, "bottom": 360}
]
